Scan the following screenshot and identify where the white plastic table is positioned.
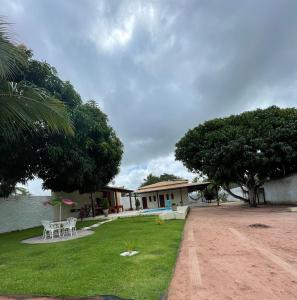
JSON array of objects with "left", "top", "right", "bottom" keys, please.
[{"left": 50, "top": 221, "right": 67, "bottom": 237}]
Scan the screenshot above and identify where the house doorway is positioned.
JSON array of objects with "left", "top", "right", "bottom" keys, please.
[
  {"left": 142, "top": 197, "right": 148, "bottom": 209},
  {"left": 159, "top": 195, "right": 165, "bottom": 207},
  {"left": 103, "top": 191, "right": 111, "bottom": 206}
]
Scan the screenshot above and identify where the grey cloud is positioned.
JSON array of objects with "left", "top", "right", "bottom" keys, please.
[{"left": 2, "top": 0, "right": 297, "bottom": 189}]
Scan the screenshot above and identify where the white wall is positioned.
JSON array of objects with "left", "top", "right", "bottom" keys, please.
[
  {"left": 264, "top": 174, "right": 297, "bottom": 204},
  {"left": 0, "top": 196, "right": 52, "bottom": 233},
  {"left": 137, "top": 188, "right": 189, "bottom": 209},
  {"left": 222, "top": 187, "right": 265, "bottom": 203},
  {"left": 221, "top": 175, "right": 297, "bottom": 204},
  {"left": 222, "top": 187, "right": 244, "bottom": 202},
  {"left": 121, "top": 195, "right": 136, "bottom": 210}
]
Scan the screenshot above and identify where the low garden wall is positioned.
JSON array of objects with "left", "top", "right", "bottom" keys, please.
[{"left": 0, "top": 195, "right": 52, "bottom": 233}]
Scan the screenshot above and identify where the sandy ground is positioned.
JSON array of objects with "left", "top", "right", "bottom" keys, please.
[{"left": 167, "top": 203, "right": 297, "bottom": 300}]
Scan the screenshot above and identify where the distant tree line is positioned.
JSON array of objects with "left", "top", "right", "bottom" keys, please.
[{"left": 140, "top": 173, "right": 183, "bottom": 187}]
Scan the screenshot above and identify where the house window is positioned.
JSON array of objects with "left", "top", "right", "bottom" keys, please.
[
  {"left": 153, "top": 196, "right": 156, "bottom": 202},
  {"left": 171, "top": 193, "right": 174, "bottom": 199},
  {"left": 166, "top": 194, "right": 169, "bottom": 200},
  {"left": 149, "top": 196, "right": 152, "bottom": 202}
]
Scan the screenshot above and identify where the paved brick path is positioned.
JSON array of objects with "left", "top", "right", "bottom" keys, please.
[{"left": 167, "top": 203, "right": 297, "bottom": 300}]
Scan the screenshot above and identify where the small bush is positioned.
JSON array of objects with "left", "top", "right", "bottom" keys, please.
[
  {"left": 135, "top": 198, "right": 141, "bottom": 209},
  {"left": 155, "top": 217, "right": 165, "bottom": 225},
  {"left": 124, "top": 241, "right": 135, "bottom": 253}
]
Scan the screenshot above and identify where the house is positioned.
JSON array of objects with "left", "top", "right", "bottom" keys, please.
[
  {"left": 136, "top": 180, "right": 210, "bottom": 209},
  {"left": 52, "top": 185, "right": 133, "bottom": 220}
]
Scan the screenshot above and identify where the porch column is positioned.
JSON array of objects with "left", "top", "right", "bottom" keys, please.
[
  {"left": 157, "top": 191, "right": 160, "bottom": 208},
  {"left": 180, "top": 188, "right": 183, "bottom": 205},
  {"left": 115, "top": 191, "right": 119, "bottom": 213},
  {"left": 129, "top": 192, "right": 133, "bottom": 210}
]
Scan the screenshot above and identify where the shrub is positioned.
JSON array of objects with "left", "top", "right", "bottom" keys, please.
[
  {"left": 124, "top": 241, "right": 135, "bottom": 253},
  {"left": 102, "top": 198, "right": 110, "bottom": 210},
  {"left": 155, "top": 217, "right": 165, "bottom": 225},
  {"left": 135, "top": 198, "right": 140, "bottom": 209}
]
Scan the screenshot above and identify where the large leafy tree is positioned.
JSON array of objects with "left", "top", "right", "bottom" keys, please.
[
  {"left": 140, "top": 173, "right": 182, "bottom": 187},
  {"left": 0, "top": 20, "right": 73, "bottom": 138},
  {"left": 38, "top": 100, "right": 123, "bottom": 193},
  {"left": 0, "top": 130, "right": 45, "bottom": 197},
  {"left": 0, "top": 42, "right": 123, "bottom": 197},
  {"left": 175, "top": 106, "right": 297, "bottom": 207},
  {"left": 0, "top": 81, "right": 74, "bottom": 138},
  {"left": 22, "top": 58, "right": 81, "bottom": 109}
]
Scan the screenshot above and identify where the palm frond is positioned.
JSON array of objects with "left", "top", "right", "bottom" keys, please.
[
  {"left": 0, "top": 81, "right": 74, "bottom": 138},
  {"left": 0, "top": 18, "right": 27, "bottom": 79}
]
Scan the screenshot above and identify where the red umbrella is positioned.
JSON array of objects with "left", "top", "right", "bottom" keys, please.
[
  {"left": 62, "top": 199, "right": 75, "bottom": 206},
  {"left": 44, "top": 198, "right": 76, "bottom": 222}
]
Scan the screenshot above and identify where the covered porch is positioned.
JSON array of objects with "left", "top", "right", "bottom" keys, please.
[
  {"left": 95, "top": 186, "right": 134, "bottom": 215},
  {"left": 52, "top": 186, "right": 134, "bottom": 221}
]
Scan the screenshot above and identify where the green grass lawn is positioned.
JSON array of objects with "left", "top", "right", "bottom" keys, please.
[{"left": 0, "top": 216, "right": 184, "bottom": 300}]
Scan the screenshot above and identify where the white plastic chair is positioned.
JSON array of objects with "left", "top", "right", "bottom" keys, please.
[
  {"left": 42, "top": 220, "right": 54, "bottom": 239},
  {"left": 51, "top": 222, "right": 62, "bottom": 237},
  {"left": 63, "top": 217, "right": 77, "bottom": 236}
]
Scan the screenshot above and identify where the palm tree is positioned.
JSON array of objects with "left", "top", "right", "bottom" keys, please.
[
  {"left": 13, "top": 186, "right": 30, "bottom": 196},
  {"left": 0, "top": 19, "right": 74, "bottom": 138}
]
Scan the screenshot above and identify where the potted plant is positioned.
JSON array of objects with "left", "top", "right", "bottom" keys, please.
[
  {"left": 102, "top": 198, "right": 110, "bottom": 217},
  {"left": 172, "top": 203, "right": 177, "bottom": 211},
  {"left": 135, "top": 198, "right": 141, "bottom": 210}
]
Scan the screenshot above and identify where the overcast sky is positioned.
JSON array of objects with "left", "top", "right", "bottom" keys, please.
[{"left": 2, "top": 0, "right": 297, "bottom": 194}]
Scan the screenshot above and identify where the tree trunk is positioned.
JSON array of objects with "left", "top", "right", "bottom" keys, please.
[
  {"left": 216, "top": 186, "right": 220, "bottom": 206},
  {"left": 246, "top": 175, "right": 257, "bottom": 207},
  {"left": 248, "top": 187, "right": 257, "bottom": 207},
  {"left": 90, "top": 192, "right": 95, "bottom": 217}
]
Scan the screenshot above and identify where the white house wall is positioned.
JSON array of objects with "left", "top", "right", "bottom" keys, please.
[
  {"left": 0, "top": 196, "right": 52, "bottom": 233},
  {"left": 137, "top": 188, "right": 189, "bottom": 209},
  {"left": 121, "top": 195, "right": 136, "bottom": 210},
  {"left": 222, "top": 187, "right": 244, "bottom": 202},
  {"left": 52, "top": 191, "right": 99, "bottom": 220},
  {"left": 264, "top": 174, "right": 297, "bottom": 204}
]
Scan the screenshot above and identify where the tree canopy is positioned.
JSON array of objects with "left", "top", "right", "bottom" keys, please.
[
  {"left": 0, "top": 45, "right": 123, "bottom": 196},
  {"left": 175, "top": 106, "right": 297, "bottom": 206},
  {"left": 37, "top": 100, "right": 123, "bottom": 193},
  {"left": 140, "top": 173, "right": 182, "bottom": 187},
  {"left": 22, "top": 58, "right": 82, "bottom": 109},
  {"left": 0, "top": 21, "right": 74, "bottom": 139},
  {"left": 0, "top": 20, "right": 27, "bottom": 79}
]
